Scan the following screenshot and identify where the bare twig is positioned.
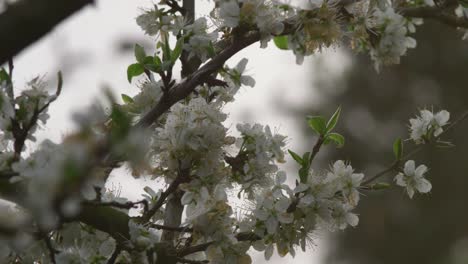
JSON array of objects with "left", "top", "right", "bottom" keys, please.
[{"left": 82, "top": 199, "right": 148, "bottom": 211}]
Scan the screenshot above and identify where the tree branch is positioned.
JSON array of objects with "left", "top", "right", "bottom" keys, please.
[
  {"left": 141, "top": 169, "right": 190, "bottom": 222},
  {"left": 0, "top": 0, "right": 94, "bottom": 65},
  {"left": 398, "top": 6, "right": 468, "bottom": 28}
]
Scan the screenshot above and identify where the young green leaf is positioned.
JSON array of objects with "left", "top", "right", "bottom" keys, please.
[
  {"left": 327, "top": 133, "right": 345, "bottom": 148},
  {"left": 162, "top": 38, "right": 172, "bottom": 63},
  {"left": 121, "top": 94, "right": 134, "bottom": 104},
  {"left": 171, "top": 38, "right": 184, "bottom": 64},
  {"left": 299, "top": 167, "right": 308, "bottom": 183},
  {"left": 127, "top": 63, "right": 144, "bottom": 83},
  {"left": 273, "top": 36, "right": 289, "bottom": 50},
  {"left": 307, "top": 116, "right": 327, "bottom": 135},
  {"left": 302, "top": 152, "right": 311, "bottom": 166},
  {"left": 0, "top": 68, "right": 11, "bottom": 84},
  {"left": 134, "top": 44, "right": 146, "bottom": 64},
  {"left": 207, "top": 42, "right": 216, "bottom": 58},
  {"left": 288, "top": 149, "right": 303, "bottom": 164},
  {"left": 393, "top": 138, "right": 403, "bottom": 160},
  {"left": 370, "top": 182, "right": 391, "bottom": 190},
  {"left": 154, "top": 55, "right": 162, "bottom": 67},
  {"left": 326, "top": 106, "right": 341, "bottom": 132}
]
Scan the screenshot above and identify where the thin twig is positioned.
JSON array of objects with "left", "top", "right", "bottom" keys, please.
[
  {"left": 83, "top": 199, "right": 148, "bottom": 211},
  {"left": 361, "top": 110, "right": 468, "bottom": 187},
  {"left": 43, "top": 234, "right": 58, "bottom": 264}
]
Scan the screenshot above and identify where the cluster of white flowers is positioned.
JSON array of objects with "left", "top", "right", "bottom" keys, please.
[
  {"left": 128, "top": 220, "right": 160, "bottom": 251},
  {"left": 136, "top": 5, "right": 185, "bottom": 36},
  {"left": 126, "top": 79, "right": 164, "bottom": 117},
  {"left": 395, "top": 160, "right": 432, "bottom": 198},
  {"left": 183, "top": 18, "right": 219, "bottom": 62},
  {"left": 11, "top": 140, "right": 88, "bottom": 229},
  {"left": 204, "top": 58, "right": 256, "bottom": 104},
  {"left": 153, "top": 97, "right": 227, "bottom": 177},
  {"left": 234, "top": 161, "right": 362, "bottom": 260},
  {"left": 54, "top": 223, "right": 116, "bottom": 264},
  {"left": 294, "top": 161, "right": 361, "bottom": 231},
  {"left": 287, "top": 4, "right": 341, "bottom": 65},
  {"left": 409, "top": 109, "right": 450, "bottom": 144},
  {"left": 233, "top": 123, "right": 286, "bottom": 194},
  {"left": 215, "top": 0, "right": 286, "bottom": 47},
  {"left": 369, "top": 7, "right": 417, "bottom": 71}
]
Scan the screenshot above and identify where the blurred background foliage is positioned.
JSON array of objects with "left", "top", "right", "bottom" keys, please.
[{"left": 286, "top": 20, "right": 468, "bottom": 264}]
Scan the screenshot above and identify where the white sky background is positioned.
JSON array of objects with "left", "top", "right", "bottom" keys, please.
[{"left": 9, "top": 0, "right": 349, "bottom": 262}]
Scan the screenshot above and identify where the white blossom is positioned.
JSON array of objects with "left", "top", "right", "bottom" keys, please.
[
  {"left": 370, "top": 7, "right": 417, "bottom": 71},
  {"left": 409, "top": 109, "right": 450, "bottom": 144},
  {"left": 395, "top": 160, "right": 432, "bottom": 198}
]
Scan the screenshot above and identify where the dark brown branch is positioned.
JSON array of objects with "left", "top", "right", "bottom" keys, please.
[
  {"left": 43, "top": 234, "right": 58, "bottom": 264},
  {"left": 175, "top": 257, "right": 208, "bottom": 264},
  {"left": 151, "top": 223, "right": 193, "bottom": 233},
  {"left": 141, "top": 170, "right": 190, "bottom": 222},
  {"left": 0, "top": 0, "right": 94, "bottom": 65},
  {"left": 177, "top": 232, "right": 260, "bottom": 257},
  {"left": 398, "top": 6, "right": 468, "bottom": 28},
  {"left": 82, "top": 199, "right": 148, "bottom": 211},
  {"left": 106, "top": 244, "right": 122, "bottom": 264},
  {"left": 136, "top": 31, "right": 262, "bottom": 127}
]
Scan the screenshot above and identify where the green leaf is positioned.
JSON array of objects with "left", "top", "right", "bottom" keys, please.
[
  {"left": 298, "top": 152, "right": 311, "bottom": 183},
  {"left": 307, "top": 116, "right": 327, "bottom": 135},
  {"left": 207, "top": 42, "right": 216, "bottom": 58},
  {"left": 327, "top": 133, "right": 345, "bottom": 148},
  {"left": 162, "top": 38, "right": 172, "bottom": 63},
  {"left": 110, "top": 106, "right": 132, "bottom": 141},
  {"left": 127, "top": 63, "right": 144, "bottom": 83},
  {"left": 134, "top": 44, "right": 146, "bottom": 63},
  {"left": 0, "top": 68, "right": 11, "bottom": 84},
  {"left": 288, "top": 149, "right": 303, "bottom": 164},
  {"left": 121, "top": 94, "right": 134, "bottom": 104},
  {"left": 273, "top": 36, "right": 289, "bottom": 50},
  {"left": 326, "top": 106, "right": 341, "bottom": 132},
  {"left": 160, "top": 61, "right": 173, "bottom": 72},
  {"left": 370, "top": 182, "right": 391, "bottom": 190},
  {"left": 144, "top": 63, "right": 160, "bottom": 72},
  {"left": 154, "top": 56, "right": 162, "bottom": 67},
  {"left": 171, "top": 38, "right": 184, "bottom": 64},
  {"left": 299, "top": 167, "right": 308, "bottom": 184},
  {"left": 302, "top": 152, "right": 311, "bottom": 166},
  {"left": 393, "top": 138, "right": 403, "bottom": 160}
]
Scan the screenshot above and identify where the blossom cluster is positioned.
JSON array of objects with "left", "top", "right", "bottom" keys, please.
[
  {"left": 0, "top": 0, "right": 460, "bottom": 263},
  {"left": 409, "top": 109, "right": 450, "bottom": 144}
]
